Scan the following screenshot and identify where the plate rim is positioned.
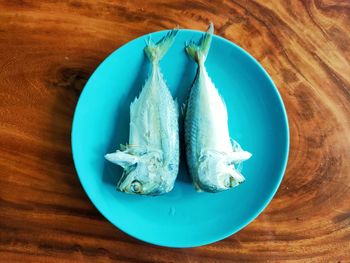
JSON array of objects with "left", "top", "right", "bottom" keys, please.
[{"left": 71, "top": 28, "right": 290, "bottom": 248}]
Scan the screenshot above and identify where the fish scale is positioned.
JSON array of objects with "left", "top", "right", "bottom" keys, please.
[
  {"left": 105, "top": 30, "right": 179, "bottom": 195},
  {"left": 185, "top": 74, "right": 201, "bottom": 169},
  {"left": 184, "top": 23, "right": 252, "bottom": 193}
]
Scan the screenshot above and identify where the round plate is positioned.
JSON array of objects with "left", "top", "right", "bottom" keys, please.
[{"left": 72, "top": 29, "right": 289, "bottom": 248}]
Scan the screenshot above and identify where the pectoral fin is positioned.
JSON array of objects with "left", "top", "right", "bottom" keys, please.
[
  {"left": 228, "top": 151, "right": 252, "bottom": 163},
  {"left": 229, "top": 140, "right": 252, "bottom": 163},
  {"left": 105, "top": 151, "right": 138, "bottom": 169}
]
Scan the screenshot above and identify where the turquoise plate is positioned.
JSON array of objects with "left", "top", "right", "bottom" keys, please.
[{"left": 72, "top": 29, "right": 289, "bottom": 248}]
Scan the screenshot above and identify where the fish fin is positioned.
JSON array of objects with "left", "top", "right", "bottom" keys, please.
[
  {"left": 130, "top": 96, "right": 139, "bottom": 120},
  {"left": 193, "top": 180, "right": 203, "bottom": 192},
  {"left": 144, "top": 29, "right": 178, "bottom": 63},
  {"left": 119, "top": 144, "right": 128, "bottom": 151},
  {"left": 229, "top": 151, "right": 252, "bottom": 163},
  {"left": 229, "top": 140, "right": 252, "bottom": 163},
  {"left": 185, "top": 22, "right": 214, "bottom": 63},
  {"left": 230, "top": 169, "right": 246, "bottom": 187},
  {"left": 105, "top": 151, "right": 138, "bottom": 169},
  {"left": 231, "top": 139, "right": 242, "bottom": 151}
]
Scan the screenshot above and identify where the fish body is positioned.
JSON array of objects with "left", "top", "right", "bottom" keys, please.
[
  {"left": 105, "top": 30, "right": 179, "bottom": 195},
  {"left": 185, "top": 24, "right": 252, "bottom": 192}
]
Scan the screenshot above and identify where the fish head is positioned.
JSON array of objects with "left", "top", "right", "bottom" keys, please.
[
  {"left": 196, "top": 150, "right": 247, "bottom": 192},
  {"left": 106, "top": 150, "right": 171, "bottom": 195}
]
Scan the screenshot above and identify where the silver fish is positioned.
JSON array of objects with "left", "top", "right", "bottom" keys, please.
[
  {"left": 105, "top": 30, "right": 179, "bottom": 195},
  {"left": 184, "top": 23, "right": 252, "bottom": 193}
]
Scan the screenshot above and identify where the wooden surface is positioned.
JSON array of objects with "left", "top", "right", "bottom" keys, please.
[{"left": 1, "top": 0, "right": 349, "bottom": 262}]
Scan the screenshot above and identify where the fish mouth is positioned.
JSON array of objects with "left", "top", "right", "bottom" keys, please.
[
  {"left": 194, "top": 178, "right": 222, "bottom": 193},
  {"left": 116, "top": 172, "right": 129, "bottom": 190},
  {"left": 116, "top": 170, "right": 171, "bottom": 195},
  {"left": 229, "top": 176, "right": 245, "bottom": 188},
  {"left": 194, "top": 170, "right": 245, "bottom": 193},
  {"left": 116, "top": 164, "right": 137, "bottom": 190},
  {"left": 117, "top": 183, "right": 168, "bottom": 196},
  {"left": 229, "top": 169, "right": 245, "bottom": 187}
]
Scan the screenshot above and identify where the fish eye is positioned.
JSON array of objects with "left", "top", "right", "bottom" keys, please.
[{"left": 130, "top": 180, "right": 142, "bottom": 193}]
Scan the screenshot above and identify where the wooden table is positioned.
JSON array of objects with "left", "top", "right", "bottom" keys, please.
[{"left": 1, "top": 0, "right": 349, "bottom": 262}]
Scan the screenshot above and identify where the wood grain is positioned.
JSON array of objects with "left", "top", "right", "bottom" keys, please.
[{"left": 0, "top": 0, "right": 349, "bottom": 262}]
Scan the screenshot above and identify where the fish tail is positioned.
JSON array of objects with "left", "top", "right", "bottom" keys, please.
[
  {"left": 144, "top": 29, "right": 178, "bottom": 64},
  {"left": 185, "top": 22, "right": 214, "bottom": 64}
]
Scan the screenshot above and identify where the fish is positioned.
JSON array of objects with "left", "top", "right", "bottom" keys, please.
[
  {"left": 105, "top": 30, "right": 179, "bottom": 195},
  {"left": 184, "top": 23, "right": 252, "bottom": 193}
]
